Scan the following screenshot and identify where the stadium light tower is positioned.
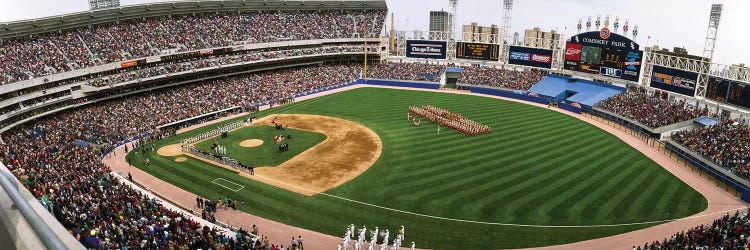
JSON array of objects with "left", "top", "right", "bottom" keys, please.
[
  {"left": 447, "top": 0, "right": 458, "bottom": 59},
  {"left": 502, "top": 0, "right": 513, "bottom": 41},
  {"left": 696, "top": 3, "right": 723, "bottom": 98},
  {"left": 501, "top": 0, "right": 513, "bottom": 62}
]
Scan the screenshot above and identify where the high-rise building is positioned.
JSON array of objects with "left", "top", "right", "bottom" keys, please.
[
  {"left": 89, "top": 0, "right": 120, "bottom": 10},
  {"left": 429, "top": 10, "right": 451, "bottom": 40},
  {"left": 523, "top": 27, "right": 561, "bottom": 49},
  {"left": 461, "top": 22, "right": 502, "bottom": 44}
]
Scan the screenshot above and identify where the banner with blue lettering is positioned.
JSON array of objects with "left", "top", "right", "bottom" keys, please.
[{"left": 507, "top": 46, "right": 553, "bottom": 69}]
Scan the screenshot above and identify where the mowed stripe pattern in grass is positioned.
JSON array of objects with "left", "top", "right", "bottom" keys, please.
[
  {"left": 130, "top": 87, "right": 707, "bottom": 249},
  {"left": 290, "top": 88, "right": 705, "bottom": 224}
]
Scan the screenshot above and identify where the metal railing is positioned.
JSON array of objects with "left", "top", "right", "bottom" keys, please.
[{"left": 0, "top": 162, "right": 76, "bottom": 250}]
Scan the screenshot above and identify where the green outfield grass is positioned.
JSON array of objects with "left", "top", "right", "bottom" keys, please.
[
  {"left": 193, "top": 126, "right": 326, "bottom": 166},
  {"left": 127, "top": 87, "right": 707, "bottom": 249}
]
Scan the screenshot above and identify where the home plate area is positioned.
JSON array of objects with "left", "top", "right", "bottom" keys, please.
[{"left": 211, "top": 178, "right": 245, "bottom": 192}]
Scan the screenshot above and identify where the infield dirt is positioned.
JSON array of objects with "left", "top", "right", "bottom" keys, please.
[
  {"left": 239, "top": 139, "right": 264, "bottom": 148},
  {"left": 157, "top": 144, "right": 183, "bottom": 157},
  {"left": 249, "top": 114, "right": 382, "bottom": 195}
]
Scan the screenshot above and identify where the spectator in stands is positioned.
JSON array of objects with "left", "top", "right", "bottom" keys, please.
[
  {"left": 83, "top": 230, "right": 101, "bottom": 250},
  {"left": 459, "top": 65, "right": 545, "bottom": 90},
  {"left": 368, "top": 62, "right": 446, "bottom": 82},
  {"left": 0, "top": 63, "right": 366, "bottom": 249},
  {"left": 639, "top": 209, "right": 750, "bottom": 249},
  {"left": 595, "top": 85, "right": 707, "bottom": 128},
  {"left": 672, "top": 119, "right": 750, "bottom": 180},
  {"left": 0, "top": 10, "right": 385, "bottom": 85}
]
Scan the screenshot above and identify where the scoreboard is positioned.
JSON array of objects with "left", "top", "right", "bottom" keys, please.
[
  {"left": 564, "top": 28, "right": 643, "bottom": 82},
  {"left": 707, "top": 77, "right": 750, "bottom": 109},
  {"left": 456, "top": 42, "right": 500, "bottom": 61}
]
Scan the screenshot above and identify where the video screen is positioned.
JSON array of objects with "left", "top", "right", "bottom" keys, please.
[{"left": 581, "top": 46, "right": 602, "bottom": 65}]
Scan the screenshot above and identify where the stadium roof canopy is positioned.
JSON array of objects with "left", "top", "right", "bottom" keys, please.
[{"left": 0, "top": 0, "right": 387, "bottom": 39}]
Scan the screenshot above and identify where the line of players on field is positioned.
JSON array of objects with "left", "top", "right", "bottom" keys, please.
[{"left": 408, "top": 105, "right": 491, "bottom": 136}]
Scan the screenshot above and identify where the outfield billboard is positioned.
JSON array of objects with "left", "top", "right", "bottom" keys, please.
[
  {"left": 507, "top": 46, "right": 553, "bottom": 69},
  {"left": 406, "top": 40, "right": 447, "bottom": 59},
  {"left": 649, "top": 66, "right": 699, "bottom": 96},
  {"left": 456, "top": 42, "right": 500, "bottom": 61},
  {"left": 564, "top": 28, "right": 643, "bottom": 81}
]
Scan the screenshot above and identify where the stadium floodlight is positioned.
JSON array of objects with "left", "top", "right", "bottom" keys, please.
[
  {"left": 709, "top": 4, "right": 723, "bottom": 24},
  {"left": 697, "top": 3, "right": 723, "bottom": 97},
  {"left": 501, "top": 0, "right": 513, "bottom": 61}
]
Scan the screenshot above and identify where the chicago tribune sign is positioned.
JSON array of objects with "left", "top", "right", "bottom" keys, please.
[
  {"left": 411, "top": 46, "right": 442, "bottom": 53},
  {"left": 405, "top": 40, "right": 447, "bottom": 59}
]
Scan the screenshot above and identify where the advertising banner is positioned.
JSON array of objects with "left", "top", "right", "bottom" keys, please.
[
  {"left": 406, "top": 40, "right": 448, "bottom": 59},
  {"left": 565, "top": 43, "right": 582, "bottom": 61},
  {"left": 507, "top": 46, "right": 553, "bottom": 69},
  {"left": 649, "top": 65, "right": 699, "bottom": 96}
]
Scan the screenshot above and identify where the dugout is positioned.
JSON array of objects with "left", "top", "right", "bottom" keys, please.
[{"left": 445, "top": 67, "right": 463, "bottom": 85}]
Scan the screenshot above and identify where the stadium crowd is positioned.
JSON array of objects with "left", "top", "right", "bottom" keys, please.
[
  {"left": 671, "top": 120, "right": 750, "bottom": 180},
  {"left": 0, "top": 10, "right": 385, "bottom": 85},
  {"left": 595, "top": 86, "right": 707, "bottom": 128},
  {"left": 366, "top": 63, "right": 547, "bottom": 90},
  {"left": 0, "top": 64, "right": 361, "bottom": 249},
  {"left": 87, "top": 45, "right": 373, "bottom": 87},
  {"left": 459, "top": 65, "right": 546, "bottom": 90},
  {"left": 636, "top": 210, "right": 750, "bottom": 250},
  {"left": 368, "top": 62, "right": 445, "bottom": 82}
]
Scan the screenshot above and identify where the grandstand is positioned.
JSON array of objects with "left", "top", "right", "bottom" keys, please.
[{"left": 1, "top": 0, "right": 750, "bottom": 249}]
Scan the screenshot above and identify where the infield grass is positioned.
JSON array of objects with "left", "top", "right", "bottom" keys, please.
[
  {"left": 128, "top": 87, "right": 708, "bottom": 249},
  {"left": 193, "top": 126, "right": 326, "bottom": 166}
]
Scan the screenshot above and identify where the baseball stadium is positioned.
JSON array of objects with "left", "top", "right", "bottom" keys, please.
[{"left": 0, "top": 0, "right": 748, "bottom": 249}]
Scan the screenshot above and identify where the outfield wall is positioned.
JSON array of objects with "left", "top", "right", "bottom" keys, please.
[{"left": 357, "top": 79, "right": 583, "bottom": 114}]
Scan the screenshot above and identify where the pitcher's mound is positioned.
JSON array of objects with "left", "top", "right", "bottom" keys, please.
[
  {"left": 157, "top": 144, "right": 183, "bottom": 157},
  {"left": 240, "top": 139, "right": 264, "bottom": 148},
  {"left": 175, "top": 157, "right": 187, "bottom": 162}
]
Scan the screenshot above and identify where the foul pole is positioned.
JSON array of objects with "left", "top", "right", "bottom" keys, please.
[{"left": 363, "top": 10, "right": 368, "bottom": 81}]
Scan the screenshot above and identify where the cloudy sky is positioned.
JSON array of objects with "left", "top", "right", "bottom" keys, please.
[{"left": 0, "top": 0, "right": 746, "bottom": 66}]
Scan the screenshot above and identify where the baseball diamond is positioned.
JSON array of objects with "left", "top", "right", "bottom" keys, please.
[{"left": 127, "top": 87, "right": 708, "bottom": 249}]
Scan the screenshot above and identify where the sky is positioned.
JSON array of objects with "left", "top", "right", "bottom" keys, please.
[{"left": 0, "top": 0, "right": 746, "bottom": 66}]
